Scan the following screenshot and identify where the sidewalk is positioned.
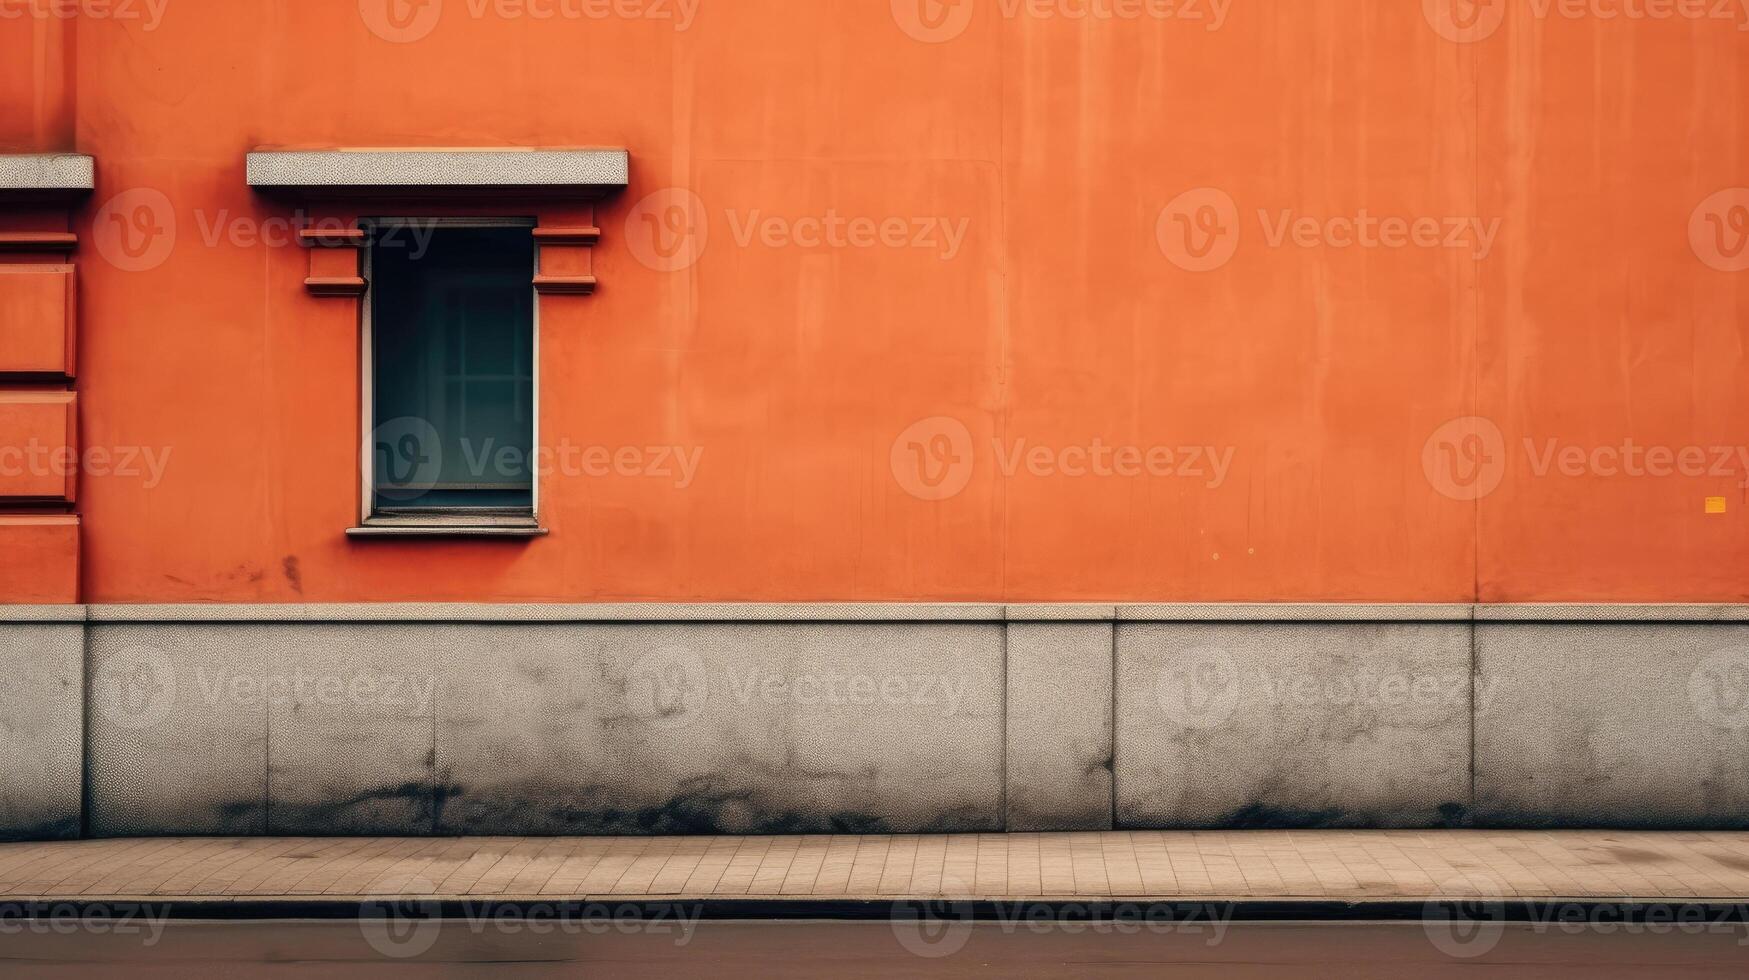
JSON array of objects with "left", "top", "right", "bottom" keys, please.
[{"left": 5, "top": 830, "right": 1749, "bottom": 906}]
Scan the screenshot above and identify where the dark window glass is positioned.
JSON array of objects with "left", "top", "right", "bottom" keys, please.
[{"left": 370, "top": 224, "right": 534, "bottom": 514}]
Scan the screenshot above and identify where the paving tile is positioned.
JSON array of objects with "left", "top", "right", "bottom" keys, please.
[{"left": 6, "top": 831, "right": 1749, "bottom": 902}]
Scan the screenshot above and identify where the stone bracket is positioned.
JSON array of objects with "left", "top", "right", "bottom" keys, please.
[
  {"left": 298, "top": 227, "right": 366, "bottom": 297},
  {"left": 533, "top": 220, "right": 600, "bottom": 295}
]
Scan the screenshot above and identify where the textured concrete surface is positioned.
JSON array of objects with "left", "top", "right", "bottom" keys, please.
[
  {"left": 0, "top": 624, "right": 82, "bottom": 840},
  {"left": 33, "top": 606, "right": 1749, "bottom": 839},
  {"left": 87, "top": 625, "right": 270, "bottom": 836},
  {"left": 265, "top": 627, "right": 439, "bottom": 835},
  {"left": 1475, "top": 623, "right": 1749, "bottom": 828},
  {"left": 1116, "top": 623, "right": 1472, "bottom": 828},
  {"left": 1005, "top": 623, "right": 1113, "bottom": 831},
  {"left": 0, "top": 153, "right": 94, "bottom": 190},
  {"left": 87, "top": 622, "right": 1002, "bottom": 836},
  {"left": 435, "top": 623, "right": 1003, "bottom": 835}
]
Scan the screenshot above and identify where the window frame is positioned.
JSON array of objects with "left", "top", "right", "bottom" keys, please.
[{"left": 357, "top": 215, "right": 542, "bottom": 533}]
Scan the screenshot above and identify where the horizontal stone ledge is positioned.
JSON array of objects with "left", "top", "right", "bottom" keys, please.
[
  {"left": 0, "top": 602, "right": 1739, "bottom": 624},
  {"left": 0, "top": 605, "right": 86, "bottom": 623},
  {"left": 1473, "top": 603, "right": 1749, "bottom": 622},
  {"left": 0, "top": 154, "right": 95, "bottom": 195},
  {"left": 245, "top": 148, "right": 628, "bottom": 197},
  {"left": 77, "top": 603, "right": 1009, "bottom": 623}
]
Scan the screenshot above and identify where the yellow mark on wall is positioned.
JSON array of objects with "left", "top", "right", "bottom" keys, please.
[{"left": 1706, "top": 497, "right": 1728, "bottom": 515}]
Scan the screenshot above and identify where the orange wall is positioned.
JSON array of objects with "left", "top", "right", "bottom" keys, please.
[{"left": 4, "top": 0, "right": 1745, "bottom": 603}]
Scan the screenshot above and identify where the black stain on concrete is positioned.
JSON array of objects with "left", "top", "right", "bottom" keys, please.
[
  {"left": 1220, "top": 804, "right": 1347, "bottom": 829},
  {"left": 423, "top": 774, "right": 1009, "bottom": 837},
  {"left": 0, "top": 816, "right": 79, "bottom": 843},
  {"left": 218, "top": 801, "right": 266, "bottom": 822}
]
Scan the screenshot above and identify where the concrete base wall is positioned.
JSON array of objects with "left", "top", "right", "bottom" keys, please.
[
  {"left": 0, "top": 614, "right": 82, "bottom": 841},
  {"left": 4, "top": 603, "right": 1749, "bottom": 839}
]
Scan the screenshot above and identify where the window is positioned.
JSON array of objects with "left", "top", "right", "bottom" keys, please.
[{"left": 359, "top": 218, "right": 542, "bottom": 534}]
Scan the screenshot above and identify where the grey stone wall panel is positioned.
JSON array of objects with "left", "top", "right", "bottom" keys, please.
[{"left": 1116, "top": 623, "right": 1473, "bottom": 829}]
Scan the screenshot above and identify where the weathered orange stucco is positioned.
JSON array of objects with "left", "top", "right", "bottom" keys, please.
[{"left": 0, "top": 1, "right": 1744, "bottom": 603}]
